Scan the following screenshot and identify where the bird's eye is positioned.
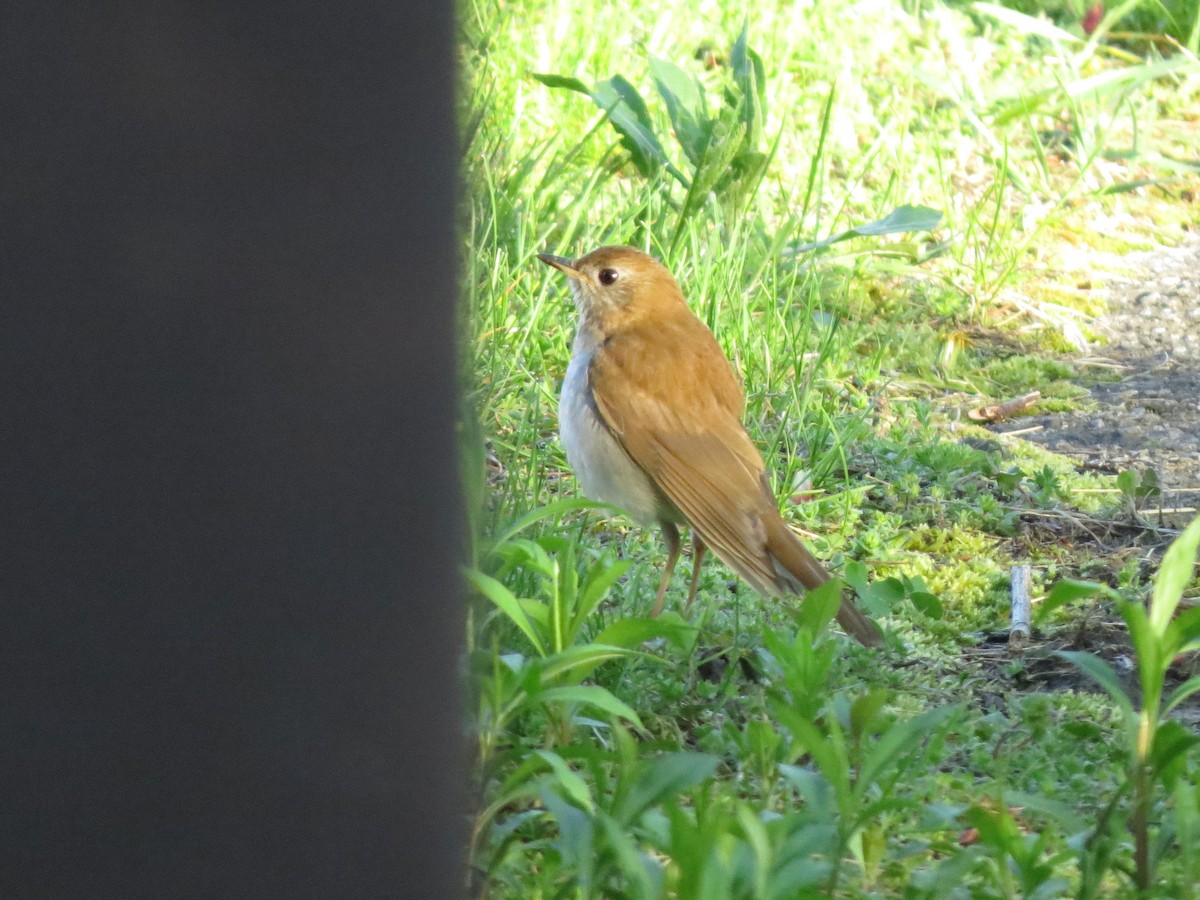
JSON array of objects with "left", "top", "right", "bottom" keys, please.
[{"left": 598, "top": 268, "right": 619, "bottom": 285}]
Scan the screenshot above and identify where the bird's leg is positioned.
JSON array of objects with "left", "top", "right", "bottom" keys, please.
[
  {"left": 651, "top": 522, "right": 681, "bottom": 618},
  {"left": 685, "top": 532, "right": 707, "bottom": 611}
]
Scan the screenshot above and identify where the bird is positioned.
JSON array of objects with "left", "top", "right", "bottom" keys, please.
[{"left": 537, "top": 245, "right": 883, "bottom": 647}]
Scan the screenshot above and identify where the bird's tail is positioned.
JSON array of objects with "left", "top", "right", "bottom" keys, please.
[{"left": 763, "top": 514, "right": 884, "bottom": 647}]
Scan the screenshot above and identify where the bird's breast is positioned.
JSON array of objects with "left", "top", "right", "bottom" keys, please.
[{"left": 559, "top": 339, "right": 673, "bottom": 526}]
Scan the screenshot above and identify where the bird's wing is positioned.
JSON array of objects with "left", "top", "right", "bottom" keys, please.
[
  {"left": 587, "top": 313, "right": 784, "bottom": 594},
  {"left": 588, "top": 307, "right": 883, "bottom": 646}
]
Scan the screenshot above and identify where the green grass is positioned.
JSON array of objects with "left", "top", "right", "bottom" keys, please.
[{"left": 461, "top": 0, "right": 1200, "bottom": 895}]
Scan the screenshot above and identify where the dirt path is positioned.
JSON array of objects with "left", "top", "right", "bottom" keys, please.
[
  {"left": 970, "top": 235, "right": 1198, "bottom": 714},
  {"left": 1017, "top": 232, "right": 1200, "bottom": 521}
]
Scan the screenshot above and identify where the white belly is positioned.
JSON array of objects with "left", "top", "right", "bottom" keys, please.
[{"left": 559, "top": 343, "right": 666, "bottom": 525}]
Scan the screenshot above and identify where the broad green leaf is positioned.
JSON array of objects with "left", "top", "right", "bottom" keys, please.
[
  {"left": 596, "top": 812, "right": 662, "bottom": 898},
  {"left": 735, "top": 803, "right": 772, "bottom": 898},
  {"left": 1164, "top": 675, "right": 1200, "bottom": 716},
  {"left": 529, "top": 72, "right": 591, "bottom": 94},
  {"left": 788, "top": 205, "right": 943, "bottom": 254},
  {"left": 1005, "top": 790, "right": 1086, "bottom": 833},
  {"left": 1121, "top": 601, "right": 1165, "bottom": 708},
  {"left": 1149, "top": 720, "right": 1200, "bottom": 781},
  {"left": 664, "top": 800, "right": 729, "bottom": 900},
  {"left": 994, "top": 468, "right": 1025, "bottom": 494},
  {"left": 1150, "top": 514, "right": 1200, "bottom": 635},
  {"left": 483, "top": 808, "right": 541, "bottom": 850},
  {"left": 593, "top": 616, "right": 698, "bottom": 651},
  {"left": 484, "top": 496, "right": 616, "bottom": 555},
  {"left": 792, "top": 578, "right": 842, "bottom": 634},
  {"left": 730, "top": 20, "right": 766, "bottom": 144},
  {"left": 766, "top": 855, "right": 832, "bottom": 895},
  {"left": 541, "top": 785, "right": 594, "bottom": 887},
  {"left": 910, "top": 590, "right": 944, "bottom": 620},
  {"left": 865, "top": 577, "right": 906, "bottom": 614},
  {"left": 517, "top": 597, "right": 549, "bottom": 630},
  {"left": 1136, "top": 469, "right": 1161, "bottom": 503},
  {"left": 918, "top": 802, "right": 969, "bottom": 830},
  {"left": 614, "top": 752, "right": 721, "bottom": 824},
  {"left": 858, "top": 704, "right": 957, "bottom": 793},
  {"left": 535, "top": 749, "right": 594, "bottom": 812},
  {"left": 851, "top": 204, "right": 944, "bottom": 236},
  {"left": 1117, "top": 469, "right": 1138, "bottom": 499},
  {"left": 858, "top": 823, "right": 888, "bottom": 883},
  {"left": 1037, "top": 578, "right": 1112, "bottom": 624},
  {"left": 779, "top": 766, "right": 837, "bottom": 819},
  {"left": 782, "top": 713, "right": 848, "bottom": 793},
  {"left": 591, "top": 75, "right": 687, "bottom": 184},
  {"left": 538, "top": 685, "right": 643, "bottom": 728},
  {"left": 842, "top": 560, "right": 870, "bottom": 594},
  {"left": 648, "top": 57, "right": 710, "bottom": 166},
  {"left": 495, "top": 536, "right": 555, "bottom": 578},
  {"left": 497, "top": 749, "right": 558, "bottom": 798},
  {"left": 539, "top": 643, "right": 642, "bottom": 683},
  {"left": 465, "top": 569, "right": 546, "bottom": 656},
  {"left": 849, "top": 689, "right": 890, "bottom": 741},
  {"left": 574, "top": 556, "right": 633, "bottom": 627},
  {"left": 647, "top": 57, "right": 703, "bottom": 114},
  {"left": 517, "top": 656, "right": 545, "bottom": 696},
  {"left": 1171, "top": 605, "right": 1200, "bottom": 647},
  {"left": 965, "top": 803, "right": 1022, "bottom": 855}
]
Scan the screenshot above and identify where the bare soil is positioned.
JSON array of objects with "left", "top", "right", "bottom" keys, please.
[
  {"left": 972, "top": 233, "right": 1199, "bottom": 714},
  {"left": 1017, "top": 233, "right": 1200, "bottom": 518}
]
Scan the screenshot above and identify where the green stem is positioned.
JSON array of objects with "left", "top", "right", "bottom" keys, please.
[
  {"left": 1133, "top": 709, "right": 1155, "bottom": 894},
  {"left": 1133, "top": 761, "right": 1150, "bottom": 894}
]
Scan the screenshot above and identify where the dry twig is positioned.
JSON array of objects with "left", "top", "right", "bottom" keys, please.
[{"left": 969, "top": 390, "right": 1041, "bottom": 424}]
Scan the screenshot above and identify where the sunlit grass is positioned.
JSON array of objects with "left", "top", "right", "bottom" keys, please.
[{"left": 461, "top": 0, "right": 1200, "bottom": 893}]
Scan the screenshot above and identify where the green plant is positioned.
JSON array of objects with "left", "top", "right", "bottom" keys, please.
[
  {"left": 462, "top": 0, "right": 1200, "bottom": 891},
  {"left": 532, "top": 24, "right": 945, "bottom": 257},
  {"left": 959, "top": 801, "right": 1074, "bottom": 898},
  {"left": 536, "top": 726, "right": 722, "bottom": 898},
  {"left": 532, "top": 22, "right": 771, "bottom": 236},
  {"left": 785, "top": 203, "right": 944, "bottom": 256},
  {"left": 844, "top": 559, "right": 945, "bottom": 620},
  {"left": 466, "top": 500, "right": 700, "bottom": 877},
  {"left": 1056, "top": 515, "right": 1200, "bottom": 894},
  {"left": 468, "top": 501, "right": 700, "bottom": 749},
  {"left": 1118, "top": 467, "right": 1163, "bottom": 519},
  {"left": 761, "top": 581, "right": 959, "bottom": 892}
]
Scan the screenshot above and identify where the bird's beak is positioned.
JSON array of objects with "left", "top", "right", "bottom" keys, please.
[{"left": 537, "top": 253, "right": 585, "bottom": 281}]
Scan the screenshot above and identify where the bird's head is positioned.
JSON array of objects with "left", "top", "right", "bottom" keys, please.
[{"left": 537, "top": 246, "right": 684, "bottom": 322}]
